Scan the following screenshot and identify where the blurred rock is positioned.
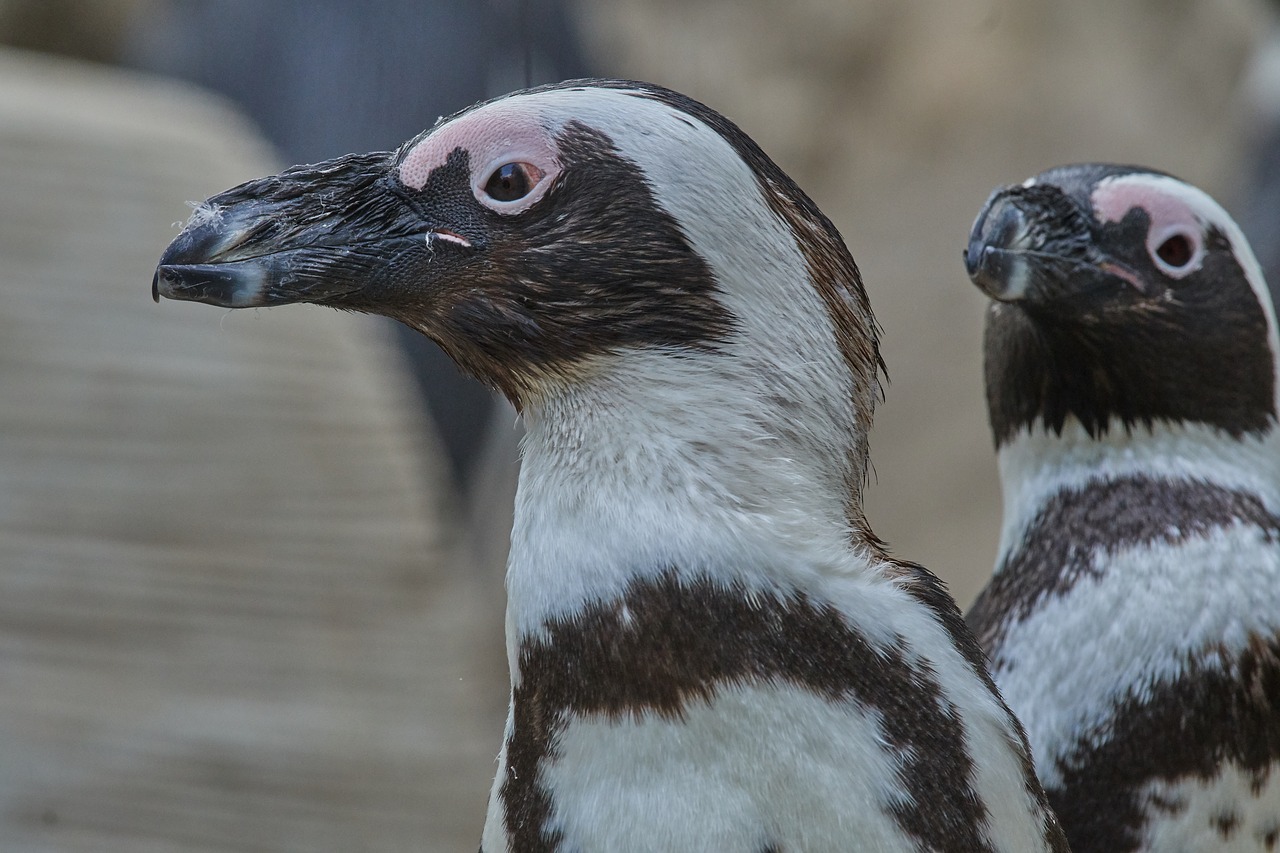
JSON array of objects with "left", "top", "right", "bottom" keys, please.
[{"left": 0, "top": 48, "right": 504, "bottom": 852}]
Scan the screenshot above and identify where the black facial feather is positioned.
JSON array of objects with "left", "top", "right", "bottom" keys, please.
[
  {"left": 398, "top": 146, "right": 491, "bottom": 246},
  {"left": 363, "top": 120, "right": 736, "bottom": 405},
  {"left": 984, "top": 217, "right": 1275, "bottom": 446}
]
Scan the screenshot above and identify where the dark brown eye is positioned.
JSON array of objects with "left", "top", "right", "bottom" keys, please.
[
  {"left": 1155, "top": 233, "right": 1194, "bottom": 269},
  {"left": 483, "top": 162, "right": 543, "bottom": 202}
]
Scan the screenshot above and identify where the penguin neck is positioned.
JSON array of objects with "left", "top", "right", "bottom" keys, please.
[
  {"left": 503, "top": 348, "right": 874, "bottom": 661},
  {"left": 993, "top": 416, "right": 1280, "bottom": 560}
]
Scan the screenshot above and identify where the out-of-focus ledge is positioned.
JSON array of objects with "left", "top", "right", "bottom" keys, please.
[{"left": 0, "top": 46, "right": 273, "bottom": 165}]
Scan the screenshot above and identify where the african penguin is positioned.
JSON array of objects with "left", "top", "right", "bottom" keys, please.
[
  {"left": 154, "top": 79, "right": 1067, "bottom": 852},
  {"left": 965, "top": 163, "right": 1280, "bottom": 852}
]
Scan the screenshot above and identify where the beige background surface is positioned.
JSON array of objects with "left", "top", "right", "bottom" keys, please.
[{"left": 0, "top": 51, "right": 506, "bottom": 850}]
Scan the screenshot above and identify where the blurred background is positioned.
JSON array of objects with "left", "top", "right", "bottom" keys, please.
[{"left": 0, "top": 0, "right": 1276, "bottom": 849}]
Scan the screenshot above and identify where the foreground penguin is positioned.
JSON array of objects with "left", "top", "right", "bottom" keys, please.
[
  {"left": 966, "top": 163, "right": 1280, "bottom": 852},
  {"left": 154, "top": 80, "right": 1066, "bottom": 851}
]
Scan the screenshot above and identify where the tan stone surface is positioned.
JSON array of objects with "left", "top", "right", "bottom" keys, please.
[{"left": 0, "top": 48, "right": 504, "bottom": 852}]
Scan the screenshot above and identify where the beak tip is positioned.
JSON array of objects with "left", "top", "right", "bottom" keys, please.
[
  {"left": 151, "top": 262, "right": 267, "bottom": 309},
  {"left": 963, "top": 241, "right": 984, "bottom": 280},
  {"left": 966, "top": 194, "right": 1034, "bottom": 302},
  {"left": 966, "top": 243, "right": 1027, "bottom": 302}
]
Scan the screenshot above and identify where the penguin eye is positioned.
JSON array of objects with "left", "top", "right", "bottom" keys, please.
[
  {"left": 1156, "top": 234, "right": 1193, "bottom": 268},
  {"left": 482, "top": 162, "right": 545, "bottom": 203},
  {"left": 1148, "top": 227, "right": 1202, "bottom": 278}
]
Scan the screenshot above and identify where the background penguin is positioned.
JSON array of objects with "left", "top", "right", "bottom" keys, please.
[
  {"left": 154, "top": 80, "right": 1068, "bottom": 851},
  {"left": 966, "top": 163, "right": 1280, "bottom": 852}
]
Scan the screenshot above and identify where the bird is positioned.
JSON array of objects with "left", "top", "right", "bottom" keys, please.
[
  {"left": 965, "top": 163, "right": 1280, "bottom": 852},
  {"left": 154, "top": 79, "right": 1068, "bottom": 852}
]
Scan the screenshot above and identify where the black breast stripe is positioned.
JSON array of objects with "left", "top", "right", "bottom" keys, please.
[
  {"left": 968, "top": 476, "right": 1280, "bottom": 655},
  {"left": 500, "top": 570, "right": 994, "bottom": 852}
]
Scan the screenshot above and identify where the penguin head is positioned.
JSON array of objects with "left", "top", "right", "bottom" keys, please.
[
  {"left": 966, "top": 165, "right": 1279, "bottom": 446},
  {"left": 154, "top": 79, "right": 884, "bottom": 515}
]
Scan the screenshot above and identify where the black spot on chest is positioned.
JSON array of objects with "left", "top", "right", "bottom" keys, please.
[{"left": 499, "top": 571, "right": 1002, "bottom": 852}]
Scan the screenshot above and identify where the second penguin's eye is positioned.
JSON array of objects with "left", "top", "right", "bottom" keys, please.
[
  {"left": 1154, "top": 233, "right": 1194, "bottom": 269},
  {"left": 1148, "top": 226, "right": 1203, "bottom": 278},
  {"left": 483, "top": 162, "right": 544, "bottom": 202}
]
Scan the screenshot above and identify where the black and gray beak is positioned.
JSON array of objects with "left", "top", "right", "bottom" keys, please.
[
  {"left": 153, "top": 151, "right": 432, "bottom": 308},
  {"left": 965, "top": 181, "right": 1131, "bottom": 304}
]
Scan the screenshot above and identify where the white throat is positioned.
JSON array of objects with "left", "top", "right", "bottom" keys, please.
[{"left": 506, "top": 345, "right": 869, "bottom": 652}]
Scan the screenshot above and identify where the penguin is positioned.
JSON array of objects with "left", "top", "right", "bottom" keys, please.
[
  {"left": 155, "top": 79, "right": 1067, "bottom": 852},
  {"left": 965, "top": 163, "right": 1280, "bottom": 852}
]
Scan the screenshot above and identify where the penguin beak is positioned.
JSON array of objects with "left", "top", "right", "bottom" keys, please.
[
  {"left": 965, "top": 184, "right": 1144, "bottom": 305},
  {"left": 153, "top": 151, "right": 451, "bottom": 309}
]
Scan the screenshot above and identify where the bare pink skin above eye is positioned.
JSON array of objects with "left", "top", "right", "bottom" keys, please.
[
  {"left": 1092, "top": 179, "right": 1199, "bottom": 232},
  {"left": 1092, "top": 176, "right": 1206, "bottom": 276},
  {"left": 397, "top": 101, "right": 563, "bottom": 213}
]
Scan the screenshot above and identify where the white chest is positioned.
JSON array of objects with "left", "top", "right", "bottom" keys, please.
[{"left": 483, "top": 683, "right": 921, "bottom": 852}]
